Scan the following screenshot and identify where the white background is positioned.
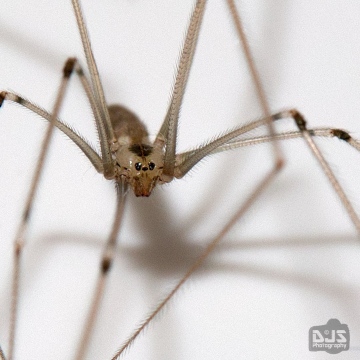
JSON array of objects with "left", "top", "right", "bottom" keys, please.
[{"left": 1, "top": 1, "right": 360, "bottom": 359}]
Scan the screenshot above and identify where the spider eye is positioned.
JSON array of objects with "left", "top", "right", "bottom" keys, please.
[
  {"left": 135, "top": 162, "right": 142, "bottom": 171},
  {"left": 148, "top": 162, "right": 155, "bottom": 171}
]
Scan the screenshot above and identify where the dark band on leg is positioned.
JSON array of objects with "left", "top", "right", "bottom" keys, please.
[
  {"left": 0, "top": 92, "right": 6, "bottom": 107},
  {"left": 101, "top": 257, "right": 112, "bottom": 274},
  {"left": 63, "top": 58, "right": 77, "bottom": 78},
  {"left": 332, "top": 129, "right": 351, "bottom": 142}
]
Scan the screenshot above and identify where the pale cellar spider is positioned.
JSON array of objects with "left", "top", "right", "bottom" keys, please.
[{"left": 1, "top": 1, "right": 360, "bottom": 359}]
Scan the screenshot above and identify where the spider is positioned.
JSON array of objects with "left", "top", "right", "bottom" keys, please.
[{"left": 1, "top": 1, "right": 360, "bottom": 359}]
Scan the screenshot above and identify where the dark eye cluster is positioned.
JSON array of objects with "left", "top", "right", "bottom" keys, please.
[{"left": 135, "top": 161, "right": 156, "bottom": 171}]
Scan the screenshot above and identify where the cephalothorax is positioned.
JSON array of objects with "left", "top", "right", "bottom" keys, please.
[{"left": 109, "top": 104, "right": 164, "bottom": 196}]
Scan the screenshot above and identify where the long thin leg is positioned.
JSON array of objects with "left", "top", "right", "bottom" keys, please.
[
  {"left": 5, "top": 58, "right": 76, "bottom": 360},
  {"left": 210, "top": 127, "right": 360, "bottom": 153},
  {"left": 155, "top": 0, "right": 207, "bottom": 181},
  {"left": 75, "top": 179, "right": 128, "bottom": 360},
  {"left": 176, "top": 107, "right": 360, "bottom": 233},
  {"left": 286, "top": 109, "right": 360, "bottom": 233},
  {"left": 175, "top": 110, "right": 360, "bottom": 173},
  {"left": 0, "top": 58, "right": 108, "bottom": 174},
  {"left": 226, "top": 0, "right": 283, "bottom": 167},
  {"left": 71, "top": 0, "right": 116, "bottom": 178}
]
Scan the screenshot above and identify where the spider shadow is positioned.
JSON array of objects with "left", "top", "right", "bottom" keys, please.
[{"left": 12, "top": 187, "right": 360, "bottom": 359}]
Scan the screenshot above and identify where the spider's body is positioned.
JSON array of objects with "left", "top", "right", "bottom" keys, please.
[{"left": 108, "top": 104, "right": 164, "bottom": 197}]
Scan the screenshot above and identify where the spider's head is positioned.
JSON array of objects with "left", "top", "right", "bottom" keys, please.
[{"left": 115, "top": 143, "right": 164, "bottom": 197}]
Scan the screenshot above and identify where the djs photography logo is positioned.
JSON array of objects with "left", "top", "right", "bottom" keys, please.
[{"left": 309, "top": 319, "right": 349, "bottom": 354}]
